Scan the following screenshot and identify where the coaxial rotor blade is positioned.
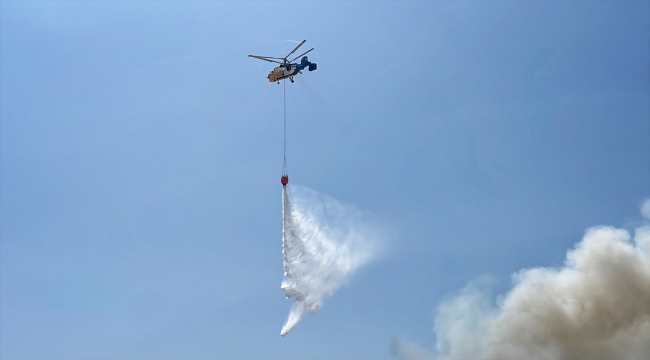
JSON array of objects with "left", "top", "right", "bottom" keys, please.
[
  {"left": 284, "top": 40, "right": 306, "bottom": 62},
  {"left": 248, "top": 55, "right": 284, "bottom": 64},
  {"left": 249, "top": 55, "right": 284, "bottom": 60},
  {"left": 289, "top": 48, "right": 314, "bottom": 63}
]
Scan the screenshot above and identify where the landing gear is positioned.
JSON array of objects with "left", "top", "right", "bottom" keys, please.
[{"left": 290, "top": 77, "right": 294, "bottom": 83}]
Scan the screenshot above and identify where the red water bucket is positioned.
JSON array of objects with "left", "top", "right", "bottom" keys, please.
[{"left": 281, "top": 175, "right": 289, "bottom": 185}]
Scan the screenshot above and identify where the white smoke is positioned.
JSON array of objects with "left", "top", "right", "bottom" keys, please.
[
  {"left": 280, "top": 185, "right": 380, "bottom": 336},
  {"left": 393, "top": 199, "right": 650, "bottom": 360}
]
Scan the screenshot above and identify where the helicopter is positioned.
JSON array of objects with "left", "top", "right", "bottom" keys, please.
[{"left": 248, "top": 40, "right": 317, "bottom": 83}]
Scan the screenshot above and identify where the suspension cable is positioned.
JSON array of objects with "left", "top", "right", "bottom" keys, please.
[{"left": 283, "top": 79, "right": 288, "bottom": 175}]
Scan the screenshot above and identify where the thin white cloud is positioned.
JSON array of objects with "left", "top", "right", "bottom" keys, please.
[{"left": 641, "top": 198, "right": 650, "bottom": 221}]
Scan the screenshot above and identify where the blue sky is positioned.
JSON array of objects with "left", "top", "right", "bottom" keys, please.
[{"left": 1, "top": 1, "right": 648, "bottom": 359}]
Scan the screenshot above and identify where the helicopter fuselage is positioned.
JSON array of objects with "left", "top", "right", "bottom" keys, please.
[{"left": 268, "top": 56, "right": 317, "bottom": 83}]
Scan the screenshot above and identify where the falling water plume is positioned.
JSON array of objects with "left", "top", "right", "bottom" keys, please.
[{"left": 280, "top": 185, "right": 379, "bottom": 336}]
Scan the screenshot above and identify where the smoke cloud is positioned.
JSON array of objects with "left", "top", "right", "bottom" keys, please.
[
  {"left": 281, "top": 185, "right": 380, "bottom": 336},
  {"left": 393, "top": 200, "right": 650, "bottom": 360}
]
